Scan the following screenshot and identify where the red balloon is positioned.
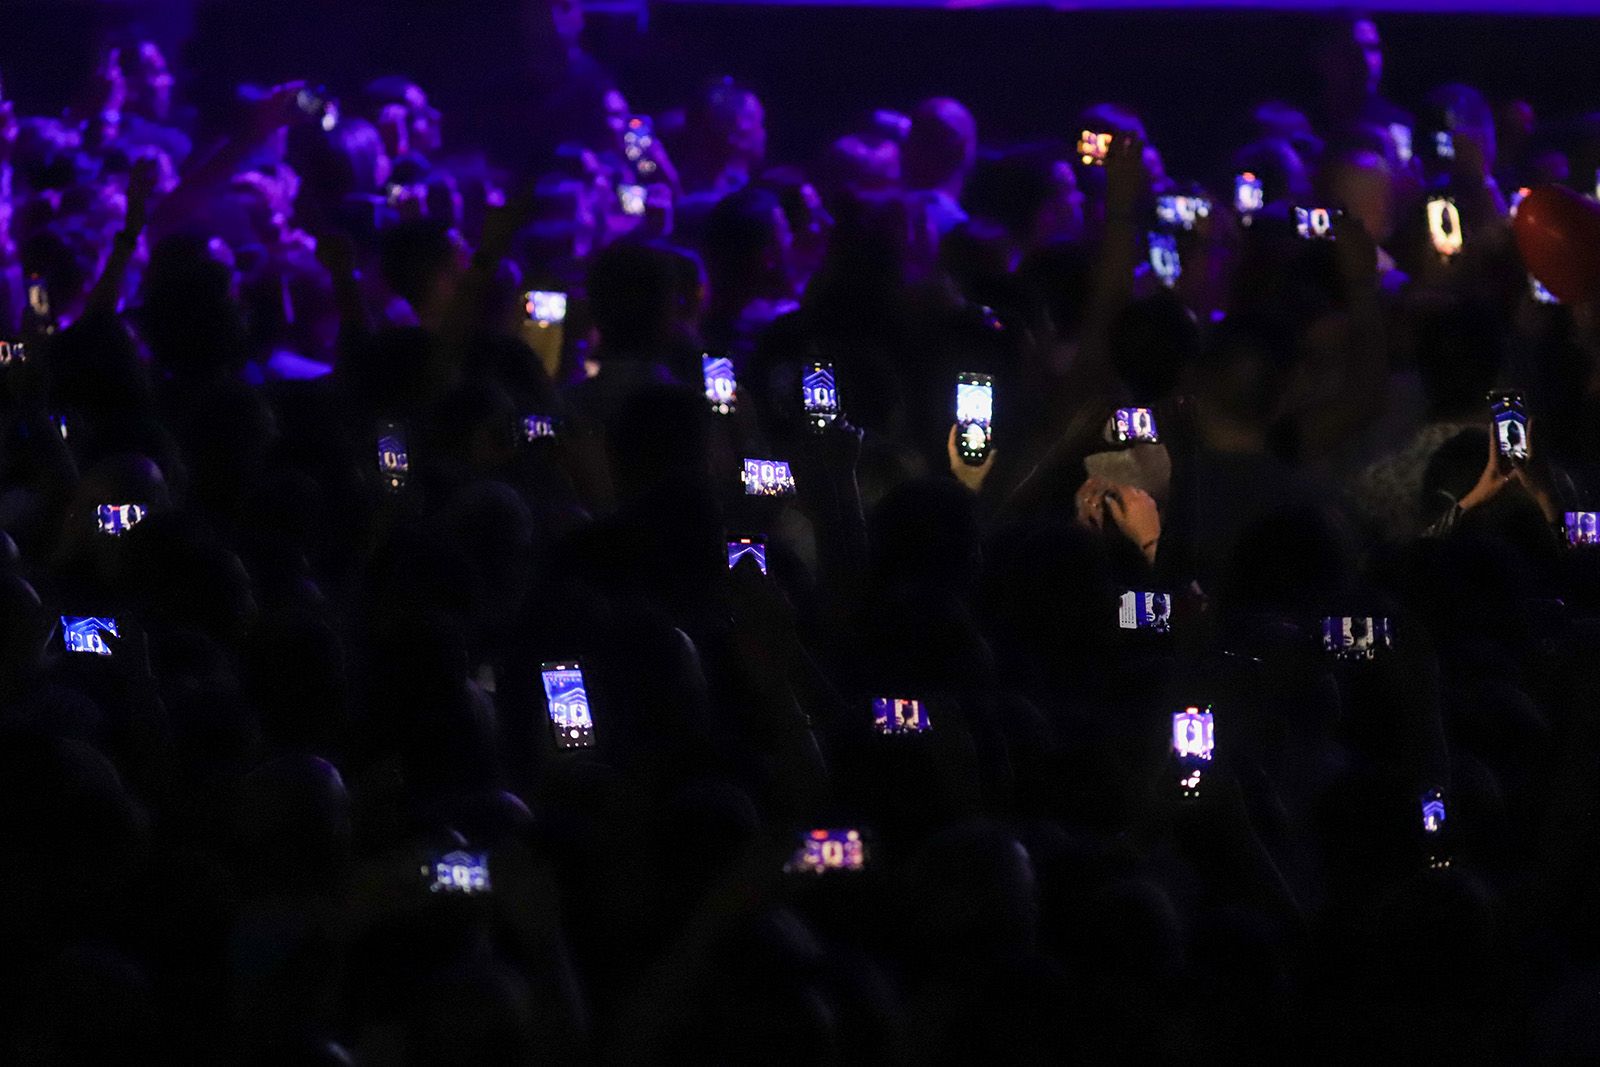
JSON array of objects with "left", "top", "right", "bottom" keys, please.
[{"left": 1514, "top": 185, "right": 1600, "bottom": 305}]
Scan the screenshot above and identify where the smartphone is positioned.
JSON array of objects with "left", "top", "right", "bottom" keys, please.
[
  {"left": 1489, "top": 391, "right": 1529, "bottom": 466},
  {"left": 741, "top": 457, "right": 796, "bottom": 497},
  {"left": 802, "top": 360, "right": 840, "bottom": 432},
  {"left": 61, "top": 615, "right": 118, "bottom": 656},
  {"left": 295, "top": 87, "right": 339, "bottom": 133},
  {"left": 1155, "top": 194, "right": 1211, "bottom": 232},
  {"left": 1147, "top": 232, "right": 1180, "bottom": 288},
  {"left": 522, "top": 415, "right": 557, "bottom": 442},
  {"left": 1112, "top": 406, "right": 1160, "bottom": 444},
  {"left": 623, "top": 115, "right": 654, "bottom": 169},
  {"left": 96, "top": 503, "right": 148, "bottom": 537},
  {"left": 1509, "top": 186, "right": 1532, "bottom": 219},
  {"left": 541, "top": 660, "right": 594, "bottom": 749},
  {"left": 1421, "top": 789, "right": 1447, "bottom": 835},
  {"left": 1433, "top": 130, "right": 1455, "bottom": 162},
  {"left": 525, "top": 290, "right": 567, "bottom": 327},
  {"left": 423, "top": 850, "right": 491, "bottom": 894},
  {"left": 617, "top": 183, "right": 647, "bottom": 217},
  {"left": 1564, "top": 512, "right": 1600, "bottom": 547},
  {"left": 0, "top": 340, "right": 27, "bottom": 366},
  {"left": 1321, "top": 616, "right": 1392, "bottom": 661},
  {"left": 1388, "top": 122, "right": 1414, "bottom": 165},
  {"left": 873, "top": 697, "right": 930, "bottom": 734},
  {"left": 377, "top": 421, "right": 410, "bottom": 493},
  {"left": 1530, "top": 275, "right": 1559, "bottom": 305},
  {"left": 1077, "top": 129, "right": 1112, "bottom": 167},
  {"left": 727, "top": 535, "right": 767, "bottom": 574},
  {"left": 954, "top": 372, "right": 994, "bottom": 466},
  {"left": 1234, "top": 172, "right": 1265, "bottom": 222},
  {"left": 1118, "top": 590, "right": 1172, "bottom": 633},
  {"left": 1294, "top": 206, "right": 1341, "bottom": 241},
  {"left": 1173, "top": 705, "right": 1215, "bottom": 797},
  {"left": 1427, "top": 196, "right": 1463, "bottom": 257},
  {"left": 26, "top": 272, "right": 53, "bottom": 333},
  {"left": 786, "top": 828, "right": 867, "bottom": 874},
  {"left": 703, "top": 354, "right": 738, "bottom": 416}
]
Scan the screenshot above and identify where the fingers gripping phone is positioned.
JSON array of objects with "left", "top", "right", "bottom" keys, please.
[{"left": 1078, "top": 129, "right": 1113, "bottom": 167}]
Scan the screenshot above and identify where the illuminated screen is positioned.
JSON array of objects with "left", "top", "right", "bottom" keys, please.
[{"left": 542, "top": 662, "right": 594, "bottom": 749}]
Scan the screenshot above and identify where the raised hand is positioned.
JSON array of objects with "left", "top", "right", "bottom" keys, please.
[{"left": 948, "top": 423, "right": 996, "bottom": 493}]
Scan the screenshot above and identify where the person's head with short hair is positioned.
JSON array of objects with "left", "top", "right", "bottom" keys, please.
[
  {"left": 380, "top": 218, "right": 466, "bottom": 326},
  {"left": 702, "top": 185, "right": 794, "bottom": 311},
  {"left": 586, "top": 241, "right": 680, "bottom": 358},
  {"left": 1317, "top": 11, "right": 1385, "bottom": 108},
  {"left": 1425, "top": 83, "right": 1497, "bottom": 175},
  {"left": 903, "top": 97, "right": 978, "bottom": 195},
  {"left": 1408, "top": 293, "right": 1505, "bottom": 422},
  {"left": 966, "top": 146, "right": 1085, "bottom": 250},
  {"left": 681, "top": 77, "right": 767, "bottom": 193},
  {"left": 1322, "top": 145, "right": 1395, "bottom": 244},
  {"left": 1194, "top": 312, "right": 1294, "bottom": 440}
]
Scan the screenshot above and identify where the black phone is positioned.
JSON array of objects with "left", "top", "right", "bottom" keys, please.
[
  {"left": 522, "top": 414, "right": 558, "bottom": 442},
  {"left": 1294, "top": 206, "right": 1342, "bottom": 241},
  {"left": 955, "top": 372, "right": 994, "bottom": 466},
  {"left": 727, "top": 535, "right": 767, "bottom": 574},
  {"left": 296, "top": 87, "right": 339, "bottom": 132},
  {"left": 541, "top": 660, "right": 594, "bottom": 749},
  {"left": 785, "top": 828, "right": 868, "bottom": 874},
  {"left": 377, "top": 420, "right": 410, "bottom": 493},
  {"left": 1078, "top": 129, "right": 1112, "bottom": 167},
  {"left": 1172, "top": 705, "right": 1215, "bottom": 798},
  {"left": 1488, "top": 391, "right": 1528, "bottom": 467},
  {"left": 803, "top": 360, "right": 840, "bottom": 432},
  {"left": 422, "top": 849, "right": 492, "bottom": 894}
]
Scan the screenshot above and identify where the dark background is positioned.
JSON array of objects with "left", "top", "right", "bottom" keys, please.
[{"left": 4, "top": 0, "right": 1600, "bottom": 180}]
